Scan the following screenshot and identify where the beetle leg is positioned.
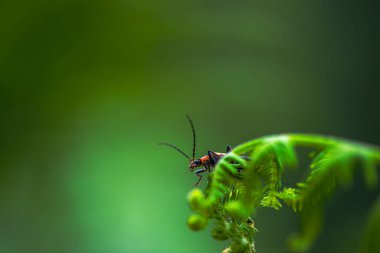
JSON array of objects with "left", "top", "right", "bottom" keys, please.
[
  {"left": 226, "top": 146, "right": 232, "bottom": 152},
  {"left": 194, "top": 167, "right": 207, "bottom": 186},
  {"left": 205, "top": 163, "right": 211, "bottom": 172},
  {"left": 208, "top": 150, "right": 218, "bottom": 166}
]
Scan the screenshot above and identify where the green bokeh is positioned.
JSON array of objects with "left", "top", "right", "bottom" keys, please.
[{"left": 0, "top": 1, "right": 379, "bottom": 252}]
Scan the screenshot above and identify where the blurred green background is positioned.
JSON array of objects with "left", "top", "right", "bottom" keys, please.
[{"left": 0, "top": 0, "right": 379, "bottom": 252}]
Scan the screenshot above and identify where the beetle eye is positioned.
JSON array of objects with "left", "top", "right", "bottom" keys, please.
[{"left": 195, "top": 160, "right": 201, "bottom": 166}]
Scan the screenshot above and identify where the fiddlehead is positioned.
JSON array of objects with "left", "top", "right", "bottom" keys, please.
[{"left": 186, "top": 134, "right": 380, "bottom": 253}]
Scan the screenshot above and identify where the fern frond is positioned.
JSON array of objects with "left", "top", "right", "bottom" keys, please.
[
  {"left": 186, "top": 134, "right": 380, "bottom": 253},
  {"left": 249, "top": 136, "right": 297, "bottom": 210},
  {"left": 360, "top": 195, "right": 380, "bottom": 253},
  {"left": 362, "top": 156, "right": 379, "bottom": 189},
  {"left": 288, "top": 206, "right": 323, "bottom": 252},
  {"left": 289, "top": 148, "right": 355, "bottom": 211}
]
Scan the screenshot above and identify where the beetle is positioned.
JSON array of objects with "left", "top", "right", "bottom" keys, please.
[{"left": 159, "top": 115, "right": 233, "bottom": 186}]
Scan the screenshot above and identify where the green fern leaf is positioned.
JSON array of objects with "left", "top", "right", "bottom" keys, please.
[{"left": 186, "top": 134, "right": 380, "bottom": 253}]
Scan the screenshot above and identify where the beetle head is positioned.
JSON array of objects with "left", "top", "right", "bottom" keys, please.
[{"left": 189, "top": 159, "right": 201, "bottom": 170}]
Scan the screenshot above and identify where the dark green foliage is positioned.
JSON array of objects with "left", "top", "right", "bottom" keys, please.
[
  {"left": 360, "top": 196, "right": 380, "bottom": 253},
  {"left": 187, "top": 134, "right": 380, "bottom": 253}
]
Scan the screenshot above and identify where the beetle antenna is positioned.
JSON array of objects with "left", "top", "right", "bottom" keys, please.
[
  {"left": 158, "top": 142, "right": 191, "bottom": 160},
  {"left": 186, "top": 115, "right": 196, "bottom": 160}
]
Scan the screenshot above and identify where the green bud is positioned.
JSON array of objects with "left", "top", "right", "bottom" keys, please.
[
  {"left": 211, "top": 226, "right": 229, "bottom": 241},
  {"left": 187, "top": 214, "right": 208, "bottom": 231},
  {"left": 230, "top": 238, "right": 251, "bottom": 253},
  {"left": 187, "top": 188, "right": 206, "bottom": 211},
  {"left": 224, "top": 201, "right": 250, "bottom": 218}
]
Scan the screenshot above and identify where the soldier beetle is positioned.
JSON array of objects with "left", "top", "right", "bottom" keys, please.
[{"left": 159, "top": 115, "right": 232, "bottom": 186}]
